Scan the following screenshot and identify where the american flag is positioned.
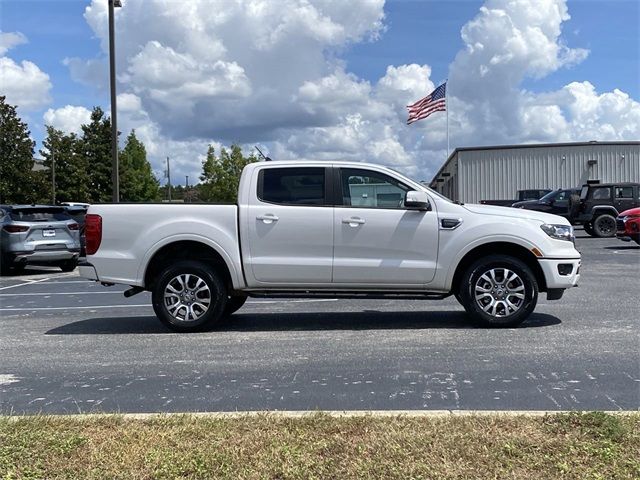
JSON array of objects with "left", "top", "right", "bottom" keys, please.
[{"left": 406, "top": 82, "right": 446, "bottom": 125}]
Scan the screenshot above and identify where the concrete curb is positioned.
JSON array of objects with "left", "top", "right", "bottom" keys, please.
[{"left": 3, "top": 410, "right": 638, "bottom": 421}]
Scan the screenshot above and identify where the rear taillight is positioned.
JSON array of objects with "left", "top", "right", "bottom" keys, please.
[
  {"left": 2, "top": 225, "right": 29, "bottom": 233},
  {"left": 85, "top": 214, "right": 102, "bottom": 255},
  {"left": 68, "top": 223, "right": 79, "bottom": 230}
]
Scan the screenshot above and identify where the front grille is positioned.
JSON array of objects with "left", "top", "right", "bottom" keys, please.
[{"left": 616, "top": 219, "right": 625, "bottom": 231}]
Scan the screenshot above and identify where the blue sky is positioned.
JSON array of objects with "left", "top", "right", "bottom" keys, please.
[{"left": 2, "top": 0, "right": 639, "bottom": 183}]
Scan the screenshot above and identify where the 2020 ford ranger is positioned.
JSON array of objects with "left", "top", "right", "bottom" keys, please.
[{"left": 80, "top": 161, "right": 581, "bottom": 331}]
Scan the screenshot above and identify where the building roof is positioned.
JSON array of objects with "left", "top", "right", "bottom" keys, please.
[{"left": 430, "top": 140, "right": 640, "bottom": 186}]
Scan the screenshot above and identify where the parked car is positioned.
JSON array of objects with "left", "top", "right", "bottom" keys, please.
[
  {"left": 576, "top": 183, "right": 640, "bottom": 237},
  {"left": 63, "top": 205, "right": 88, "bottom": 256},
  {"left": 480, "top": 189, "right": 552, "bottom": 207},
  {"left": 512, "top": 188, "right": 581, "bottom": 221},
  {"left": 80, "top": 161, "right": 580, "bottom": 332},
  {"left": 616, "top": 207, "right": 640, "bottom": 245},
  {"left": 0, "top": 205, "right": 81, "bottom": 274}
]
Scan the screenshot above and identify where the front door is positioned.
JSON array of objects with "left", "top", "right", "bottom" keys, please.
[
  {"left": 245, "top": 166, "right": 334, "bottom": 286},
  {"left": 332, "top": 167, "right": 439, "bottom": 286}
]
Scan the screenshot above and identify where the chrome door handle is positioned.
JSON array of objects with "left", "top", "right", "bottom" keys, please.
[
  {"left": 342, "top": 217, "right": 365, "bottom": 226},
  {"left": 257, "top": 214, "right": 279, "bottom": 224}
]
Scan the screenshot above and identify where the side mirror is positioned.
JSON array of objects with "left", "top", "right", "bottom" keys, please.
[{"left": 405, "top": 190, "right": 430, "bottom": 210}]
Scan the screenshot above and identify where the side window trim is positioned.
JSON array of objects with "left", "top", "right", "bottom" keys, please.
[
  {"left": 335, "top": 167, "right": 413, "bottom": 210},
  {"left": 256, "top": 166, "right": 331, "bottom": 207}
]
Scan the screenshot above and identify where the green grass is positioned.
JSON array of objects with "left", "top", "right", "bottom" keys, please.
[{"left": 1, "top": 412, "right": 638, "bottom": 479}]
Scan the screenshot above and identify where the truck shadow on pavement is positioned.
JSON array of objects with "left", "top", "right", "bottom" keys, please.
[{"left": 45, "top": 311, "right": 561, "bottom": 335}]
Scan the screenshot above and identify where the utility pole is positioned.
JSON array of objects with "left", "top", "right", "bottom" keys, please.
[
  {"left": 185, "top": 175, "right": 189, "bottom": 203},
  {"left": 108, "top": 0, "right": 122, "bottom": 202},
  {"left": 166, "top": 156, "right": 172, "bottom": 202},
  {"left": 51, "top": 150, "right": 56, "bottom": 205}
]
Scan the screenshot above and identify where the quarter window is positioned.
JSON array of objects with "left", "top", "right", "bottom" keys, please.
[
  {"left": 340, "top": 169, "right": 410, "bottom": 209},
  {"left": 258, "top": 168, "right": 325, "bottom": 206}
]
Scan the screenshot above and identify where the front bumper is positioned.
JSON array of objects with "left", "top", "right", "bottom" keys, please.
[{"left": 538, "top": 258, "right": 581, "bottom": 290}]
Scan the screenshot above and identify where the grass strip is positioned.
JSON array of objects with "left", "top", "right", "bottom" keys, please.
[{"left": 1, "top": 411, "right": 638, "bottom": 479}]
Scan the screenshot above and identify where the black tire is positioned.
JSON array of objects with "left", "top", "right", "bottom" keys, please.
[
  {"left": 59, "top": 260, "right": 78, "bottom": 272},
  {"left": 459, "top": 255, "right": 538, "bottom": 328},
  {"left": 583, "top": 222, "right": 595, "bottom": 236},
  {"left": 224, "top": 295, "right": 248, "bottom": 316},
  {"left": 592, "top": 214, "right": 616, "bottom": 238},
  {"left": 152, "top": 260, "right": 227, "bottom": 332}
]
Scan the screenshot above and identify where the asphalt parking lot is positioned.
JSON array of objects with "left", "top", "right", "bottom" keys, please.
[{"left": 1, "top": 230, "right": 638, "bottom": 414}]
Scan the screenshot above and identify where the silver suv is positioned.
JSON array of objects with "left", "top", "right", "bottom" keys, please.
[{"left": 0, "top": 205, "right": 81, "bottom": 274}]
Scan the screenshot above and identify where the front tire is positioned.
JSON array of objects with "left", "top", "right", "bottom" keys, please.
[
  {"left": 592, "top": 214, "right": 616, "bottom": 237},
  {"left": 583, "top": 222, "right": 595, "bottom": 236},
  {"left": 459, "top": 255, "right": 538, "bottom": 328},
  {"left": 152, "top": 260, "right": 227, "bottom": 332}
]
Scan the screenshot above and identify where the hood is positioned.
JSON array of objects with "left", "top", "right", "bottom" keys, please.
[
  {"left": 511, "top": 199, "right": 540, "bottom": 208},
  {"left": 463, "top": 203, "right": 569, "bottom": 225},
  {"left": 619, "top": 207, "right": 640, "bottom": 217}
]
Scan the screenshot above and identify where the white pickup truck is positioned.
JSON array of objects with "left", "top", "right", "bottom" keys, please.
[{"left": 80, "top": 161, "right": 580, "bottom": 331}]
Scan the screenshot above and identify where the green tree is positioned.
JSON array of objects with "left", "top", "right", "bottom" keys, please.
[
  {"left": 40, "top": 126, "right": 90, "bottom": 203},
  {"left": 0, "top": 96, "right": 40, "bottom": 203},
  {"left": 199, "top": 144, "right": 257, "bottom": 202},
  {"left": 119, "top": 130, "right": 159, "bottom": 202},
  {"left": 79, "top": 107, "right": 113, "bottom": 203}
]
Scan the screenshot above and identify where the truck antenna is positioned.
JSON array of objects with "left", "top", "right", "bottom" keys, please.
[{"left": 254, "top": 146, "right": 272, "bottom": 162}]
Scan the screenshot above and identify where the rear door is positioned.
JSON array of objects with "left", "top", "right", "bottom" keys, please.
[
  {"left": 244, "top": 166, "right": 334, "bottom": 286},
  {"left": 332, "top": 167, "right": 439, "bottom": 286},
  {"left": 614, "top": 186, "right": 636, "bottom": 213}
]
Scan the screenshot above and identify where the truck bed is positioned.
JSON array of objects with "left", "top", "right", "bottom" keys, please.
[{"left": 86, "top": 203, "right": 241, "bottom": 287}]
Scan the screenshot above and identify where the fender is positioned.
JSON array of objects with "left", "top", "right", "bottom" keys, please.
[
  {"left": 137, "top": 233, "right": 246, "bottom": 290},
  {"left": 591, "top": 206, "right": 618, "bottom": 216},
  {"left": 443, "top": 234, "right": 540, "bottom": 291}
]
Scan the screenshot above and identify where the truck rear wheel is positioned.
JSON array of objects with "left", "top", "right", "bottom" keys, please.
[
  {"left": 152, "top": 260, "right": 227, "bottom": 332},
  {"left": 459, "top": 255, "right": 538, "bottom": 328},
  {"left": 592, "top": 214, "right": 616, "bottom": 237}
]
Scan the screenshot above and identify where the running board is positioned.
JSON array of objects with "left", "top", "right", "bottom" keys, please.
[{"left": 245, "top": 291, "right": 451, "bottom": 300}]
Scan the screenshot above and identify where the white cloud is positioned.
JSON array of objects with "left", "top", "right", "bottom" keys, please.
[
  {"left": 0, "top": 31, "right": 27, "bottom": 55},
  {"left": 66, "top": 0, "right": 638, "bottom": 184},
  {"left": 0, "top": 57, "right": 52, "bottom": 111},
  {"left": 43, "top": 105, "right": 92, "bottom": 135}
]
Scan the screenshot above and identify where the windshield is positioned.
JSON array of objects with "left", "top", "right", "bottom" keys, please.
[
  {"left": 9, "top": 208, "right": 71, "bottom": 222},
  {"left": 539, "top": 189, "right": 560, "bottom": 202}
]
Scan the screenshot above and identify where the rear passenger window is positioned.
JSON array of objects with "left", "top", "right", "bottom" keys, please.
[
  {"left": 615, "top": 187, "right": 633, "bottom": 199},
  {"left": 259, "top": 168, "right": 325, "bottom": 206}
]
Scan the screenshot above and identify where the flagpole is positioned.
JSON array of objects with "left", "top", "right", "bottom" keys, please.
[{"left": 446, "top": 78, "right": 449, "bottom": 158}]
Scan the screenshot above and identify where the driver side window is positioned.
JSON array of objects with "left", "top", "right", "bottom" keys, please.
[{"left": 340, "top": 169, "right": 410, "bottom": 209}]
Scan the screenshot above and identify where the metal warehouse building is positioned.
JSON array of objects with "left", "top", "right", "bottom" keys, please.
[{"left": 429, "top": 141, "right": 640, "bottom": 203}]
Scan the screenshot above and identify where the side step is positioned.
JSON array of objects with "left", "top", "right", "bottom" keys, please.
[{"left": 245, "top": 291, "right": 451, "bottom": 301}]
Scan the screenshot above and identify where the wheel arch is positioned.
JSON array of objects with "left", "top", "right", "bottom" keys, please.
[
  {"left": 142, "top": 238, "right": 239, "bottom": 292},
  {"left": 450, "top": 242, "right": 547, "bottom": 294},
  {"left": 591, "top": 206, "right": 618, "bottom": 217}
]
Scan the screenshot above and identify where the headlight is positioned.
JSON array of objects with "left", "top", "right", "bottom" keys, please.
[{"left": 541, "top": 224, "right": 574, "bottom": 242}]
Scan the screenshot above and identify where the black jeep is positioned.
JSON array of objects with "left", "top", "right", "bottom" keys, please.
[{"left": 576, "top": 183, "right": 640, "bottom": 237}]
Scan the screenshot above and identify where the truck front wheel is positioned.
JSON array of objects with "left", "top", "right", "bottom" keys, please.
[
  {"left": 459, "top": 255, "right": 538, "bottom": 328},
  {"left": 152, "top": 260, "right": 227, "bottom": 332}
]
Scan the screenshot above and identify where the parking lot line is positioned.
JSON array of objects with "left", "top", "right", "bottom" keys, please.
[
  {"left": 0, "top": 278, "right": 51, "bottom": 291},
  {"left": 0, "top": 291, "right": 126, "bottom": 297}
]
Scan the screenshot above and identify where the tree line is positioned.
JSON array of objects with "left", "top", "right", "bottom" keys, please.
[{"left": 0, "top": 95, "right": 257, "bottom": 205}]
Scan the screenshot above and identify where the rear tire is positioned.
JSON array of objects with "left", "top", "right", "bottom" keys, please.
[
  {"left": 459, "top": 255, "right": 538, "bottom": 328},
  {"left": 152, "top": 260, "right": 227, "bottom": 332},
  {"left": 59, "top": 260, "right": 78, "bottom": 272},
  {"left": 592, "top": 214, "right": 616, "bottom": 238},
  {"left": 224, "top": 295, "right": 248, "bottom": 316}
]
